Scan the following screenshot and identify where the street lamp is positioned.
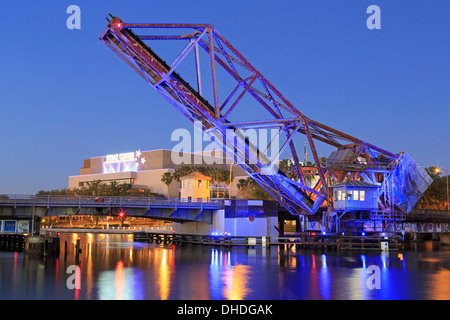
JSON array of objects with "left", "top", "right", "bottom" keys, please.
[{"left": 435, "top": 167, "right": 449, "bottom": 211}]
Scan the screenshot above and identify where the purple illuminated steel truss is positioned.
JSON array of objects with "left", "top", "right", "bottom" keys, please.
[{"left": 100, "top": 16, "right": 422, "bottom": 217}]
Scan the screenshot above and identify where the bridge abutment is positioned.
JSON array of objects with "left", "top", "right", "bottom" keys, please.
[
  {"left": 173, "top": 209, "right": 225, "bottom": 235},
  {"left": 173, "top": 221, "right": 214, "bottom": 235}
]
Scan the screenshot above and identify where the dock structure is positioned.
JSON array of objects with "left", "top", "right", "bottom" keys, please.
[
  {"left": 0, "top": 234, "right": 25, "bottom": 252},
  {"left": 133, "top": 232, "right": 265, "bottom": 247},
  {"left": 133, "top": 232, "right": 403, "bottom": 251},
  {"left": 0, "top": 233, "right": 60, "bottom": 257}
]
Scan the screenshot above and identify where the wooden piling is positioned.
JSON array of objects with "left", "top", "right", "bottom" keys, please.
[{"left": 0, "top": 234, "right": 26, "bottom": 252}]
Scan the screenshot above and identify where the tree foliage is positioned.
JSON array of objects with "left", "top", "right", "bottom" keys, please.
[
  {"left": 163, "top": 166, "right": 234, "bottom": 198},
  {"left": 171, "top": 165, "right": 233, "bottom": 184},
  {"left": 415, "top": 166, "right": 449, "bottom": 210},
  {"left": 37, "top": 180, "right": 163, "bottom": 197},
  {"left": 277, "top": 159, "right": 317, "bottom": 183},
  {"left": 236, "top": 178, "right": 274, "bottom": 200},
  {"left": 161, "top": 172, "right": 175, "bottom": 199}
]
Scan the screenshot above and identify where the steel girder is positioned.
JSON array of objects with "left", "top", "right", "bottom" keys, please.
[{"left": 100, "top": 16, "right": 401, "bottom": 216}]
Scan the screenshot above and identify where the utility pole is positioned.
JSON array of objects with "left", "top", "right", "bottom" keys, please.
[{"left": 31, "top": 201, "right": 35, "bottom": 236}]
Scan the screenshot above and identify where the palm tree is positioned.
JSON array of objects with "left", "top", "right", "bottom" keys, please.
[
  {"left": 209, "top": 168, "right": 223, "bottom": 198},
  {"left": 236, "top": 177, "right": 273, "bottom": 200},
  {"left": 220, "top": 168, "right": 232, "bottom": 198},
  {"left": 172, "top": 166, "right": 234, "bottom": 198},
  {"left": 416, "top": 166, "right": 448, "bottom": 210},
  {"left": 85, "top": 180, "right": 103, "bottom": 196},
  {"left": 161, "top": 172, "right": 174, "bottom": 200}
]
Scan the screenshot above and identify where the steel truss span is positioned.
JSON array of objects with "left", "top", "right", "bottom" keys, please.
[{"left": 100, "top": 16, "right": 431, "bottom": 217}]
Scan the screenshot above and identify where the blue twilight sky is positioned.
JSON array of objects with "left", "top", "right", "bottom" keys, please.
[{"left": 0, "top": 0, "right": 449, "bottom": 194}]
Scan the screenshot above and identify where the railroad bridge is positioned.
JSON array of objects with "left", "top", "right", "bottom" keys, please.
[{"left": 400, "top": 209, "right": 450, "bottom": 234}]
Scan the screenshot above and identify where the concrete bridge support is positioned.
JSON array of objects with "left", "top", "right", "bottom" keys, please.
[{"left": 173, "top": 209, "right": 224, "bottom": 235}]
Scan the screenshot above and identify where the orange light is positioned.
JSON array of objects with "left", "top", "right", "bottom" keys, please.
[{"left": 435, "top": 168, "right": 440, "bottom": 173}]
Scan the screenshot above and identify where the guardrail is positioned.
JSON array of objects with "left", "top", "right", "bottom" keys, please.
[
  {"left": 0, "top": 194, "right": 222, "bottom": 208},
  {"left": 41, "top": 225, "right": 174, "bottom": 233}
]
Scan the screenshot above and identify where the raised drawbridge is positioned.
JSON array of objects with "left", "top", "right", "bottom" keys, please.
[{"left": 100, "top": 16, "right": 432, "bottom": 223}]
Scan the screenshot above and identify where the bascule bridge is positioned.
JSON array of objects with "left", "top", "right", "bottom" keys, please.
[{"left": 98, "top": 16, "right": 433, "bottom": 234}]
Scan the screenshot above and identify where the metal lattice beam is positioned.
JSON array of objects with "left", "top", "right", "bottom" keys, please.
[{"left": 100, "top": 16, "right": 406, "bottom": 216}]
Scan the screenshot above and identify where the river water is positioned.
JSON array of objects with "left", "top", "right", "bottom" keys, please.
[{"left": 0, "top": 233, "right": 449, "bottom": 300}]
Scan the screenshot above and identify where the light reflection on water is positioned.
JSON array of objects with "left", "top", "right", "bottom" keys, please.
[{"left": 0, "top": 233, "right": 449, "bottom": 300}]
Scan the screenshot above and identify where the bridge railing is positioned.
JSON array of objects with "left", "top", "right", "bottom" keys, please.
[
  {"left": 410, "top": 209, "right": 450, "bottom": 215},
  {"left": 408, "top": 208, "right": 450, "bottom": 220},
  {"left": 0, "top": 194, "right": 223, "bottom": 208}
]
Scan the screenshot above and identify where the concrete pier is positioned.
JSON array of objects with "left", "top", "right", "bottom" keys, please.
[
  {"left": 24, "top": 236, "right": 44, "bottom": 255},
  {"left": 23, "top": 235, "right": 60, "bottom": 256}
]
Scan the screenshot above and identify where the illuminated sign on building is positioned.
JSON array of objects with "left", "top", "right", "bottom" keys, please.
[
  {"left": 103, "top": 149, "right": 146, "bottom": 174},
  {"left": 105, "top": 152, "right": 136, "bottom": 163}
]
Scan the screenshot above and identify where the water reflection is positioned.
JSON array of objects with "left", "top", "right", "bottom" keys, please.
[
  {"left": 159, "top": 249, "right": 170, "bottom": 300},
  {"left": 319, "top": 254, "right": 331, "bottom": 300},
  {"left": 428, "top": 269, "right": 450, "bottom": 300},
  {"left": 209, "top": 249, "right": 252, "bottom": 300},
  {"left": 0, "top": 235, "right": 449, "bottom": 300}
]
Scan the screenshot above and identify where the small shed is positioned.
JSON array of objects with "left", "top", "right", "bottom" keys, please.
[
  {"left": 331, "top": 180, "right": 379, "bottom": 211},
  {"left": 179, "top": 172, "right": 212, "bottom": 202}
]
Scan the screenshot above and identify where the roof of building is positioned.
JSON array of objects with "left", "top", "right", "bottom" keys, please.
[
  {"left": 331, "top": 180, "right": 380, "bottom": 188},
  {"left": 327, "top": 148, "right": 357, "bottom": 162},
  {"left": 179, "top": 172, "right": 212, "bottom": 181}
]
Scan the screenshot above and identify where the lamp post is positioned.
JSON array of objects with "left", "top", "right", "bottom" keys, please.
[{"left": 435, "top": 167, "right": 449, "bottom": 211}]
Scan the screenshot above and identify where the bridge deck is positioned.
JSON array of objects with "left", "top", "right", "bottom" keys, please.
[
  {"left": 0, "top": 195, "right": 222, "bottom": 209},
  {"left": 0, "top": 195, "right": 223, "bottom": 224}
]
